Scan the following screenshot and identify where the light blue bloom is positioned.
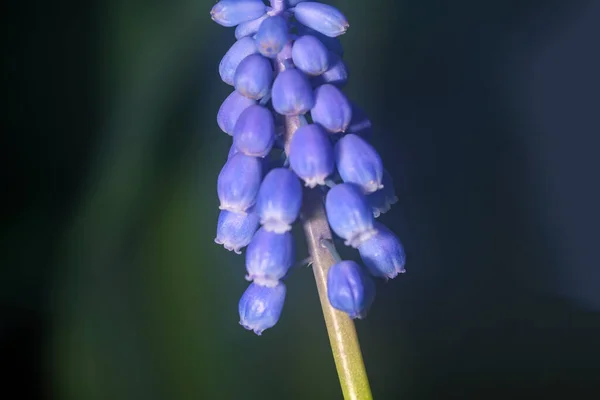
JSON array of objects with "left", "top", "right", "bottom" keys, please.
[
  {"left": 358, "top": 222, "right": 406, "bottom": 279},
  {"left": 215, "top": 210, "right": 260, "bottom": 254},
  {"left": 288, "top": 124, "right": 334, "bottom": 187},
  {"left": 246, "top": 227, "right": 295, "bottom": 286},
  {"left": 334, "top": 134, "right": 383, "bottom": 193},
  {"left": 239, "top": 282, "right": 287, "bottom": 335},
  {"left": 255, "top": 15, "right": 289, "bottom": 58},
  {"left": 272, "top": 69, "right": 315, "bottom": 116},
  {"left": 327, "top": 260, "right": 375, "bottom": 319},
  {"left": 233, "top": 105, "right": 275, "bottom": 157},
  {"left": 217, "top": 153, "right": 263, "bottom": 213},
  {"left": 311, "top": 84, "right": 352, "bottom": 133},
  {"left": 293, "top": 2, "right": 349, "bottom": 38},
  {"left": 211, "top": 0, "right": 267, "bottom": 27},
  {"left": 325, "top": 183, "right": 376, "bottom": 247},
  {"left": 255, "top": 168, "right": 303, "bottom": 233}
]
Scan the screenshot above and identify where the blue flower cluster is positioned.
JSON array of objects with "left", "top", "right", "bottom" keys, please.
[{"left": 211, "top": 1, "right": 405, "bottom": 335}]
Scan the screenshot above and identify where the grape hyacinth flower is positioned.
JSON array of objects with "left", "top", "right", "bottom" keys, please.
[
  {"left": 210, "top": 1, "right": 408, "bottom": 397},
  {"left": 358, "top": 222, "right": 406, "bottom": 279},
  {"left": 271, "top": 68, "right": 315, "bottom": 115},
  {"left": 335, "top": 133, "right": 384, "bottom": 193},
  {"left": 325, "top": 183, "right": 376, "bottom": 247},
  {"left": 239, "top": 282, "right": 287, "bottom": 335},
  {"left": 245, "top": 227, "right": 295, "bottom": 286},
  {"left": 327, "top": 260, "right": 375, "bottom": 319},
  {"left": 215, "top": 209, "right": 260, "bottom": 254},
  {"left": 311, "top": 83, "right": 352, "bottom": 133},
  {"left": 217, "top": 153, "right": 262, "bottom": 213},
  {"left": 255, "top": 168, "right": 302, "bottom": 233},
  {"left": 292, "top": 35, "right": 330, "bottom": 76},
  {"left": 288, "top": 123, "right": 334, "bottom": 187},
  {"left": 233, "top": 105, "right": 275, "bottom": 157},
  {"left": 255, "top": 15, "right": 289, "bottom": 58},
  {"left": 211, "top": 0, "right": 267, "bottom": 28},
  {"left": 292, "top": 2, "right": 349, "bottom": 37},
  {"left": 234, "top": 53, "right": 273, "bottom": 99}
]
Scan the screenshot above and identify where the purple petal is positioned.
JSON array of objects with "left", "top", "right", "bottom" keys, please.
[
  {"left": 246, "top": 227, "right": 295, "bottom": 287},
  {"left": 311, "top": 84, "right": 352, "bottom": 133},
  {"left": 233, "top": 105, "right": 275, "bottom": 157},
  {"left": 334, "top": 134, "right": 383, "bottom": 193},
  {"left": 211, "top": 0, "right": 266, "bottom": 28},
  {"left": 239, "top": 282, "right": 286, "bottom": 335},
  {"left": 234, "top": 54, "right": 273, "bottom": 100},
  {"left": 215, "top": 210, "right": 260, "bottom": 254},
  {"left": 293, "top": 2, "right": 349, "bottom": 37},
  {"left": 288, "top": 124, "right": 334, "bottom": 187},
  {"left": 255, "top": 15, "right": 289, "bottom": 58},
  {"left": 292, "top": 35, "right": 330, "bottom": 76},
  {"left": 217, "top": 153, "right": 263, "bottom": 213},
  {"left": 271, "top": 68, "right": 315, "bottom": 115},
  {"left": 325, "top": 183, "right": 376, "bottom": 247},
  {"left": 327, "top": 260, "right": 375, "bottom": 319},
  {"left": 358, "top": 222, "right": 406, "bottom": 279},
  {"left": 255, "top": 168, "right": 302, "bottom": 233}
]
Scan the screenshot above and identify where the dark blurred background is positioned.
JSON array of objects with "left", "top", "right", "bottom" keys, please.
[{"left": 3, "top": 0, "right": 600, "bottom": 399}]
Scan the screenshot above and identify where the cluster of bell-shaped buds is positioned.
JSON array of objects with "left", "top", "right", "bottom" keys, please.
[{"left": 212, "top": 0, "right": 406, "bottom": 335}]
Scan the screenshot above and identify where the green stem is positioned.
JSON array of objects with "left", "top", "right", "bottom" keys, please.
[{"left": 283, "top": 114, "right": 373, "bottom": 400}]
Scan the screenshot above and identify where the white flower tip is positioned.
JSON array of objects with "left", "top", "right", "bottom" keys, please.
[
  {"left": 261, "top": 219, "right": 292, "bottom": 234},
  {"left": 246, "top": 275, "right": 280, "bottom": 288},
  {"left": 346, "top": 227, "right": 377, "bottom": 248},
  {"left": 303, "top": 175, "right": 328, "bottom": 188},
  {"left": 219, "top": 203, "right": 249, "bottom": 215}
]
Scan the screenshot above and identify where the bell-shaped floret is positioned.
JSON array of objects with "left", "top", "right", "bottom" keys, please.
[
  {"left": 271, "top": 69, "right": 315, "bottom": 115},
  {"left": 255, "top": 168, "right": 303, "bottom": 233},
  {"left": 215, "top": 210, "right": 260, "bottom": 254},
  {"left": 292, "top": 35, "right": 330, "bottom": 76},
  {"left": 327, "top": 260, "right": 375, "bottom": 319},
  {"left": 255, "top": 15, "right": 289, "bottom": 58},
  {"left": 325, "top": 183, "right": 376, "bottom": 247},
  {"left": 245, "top": 228, "right": 295, "bottom": 287},
  {"left": 311, "top": 84, "right": 352, "bottom": 133},
  {"left": 217, "top": 153, "right": 263, "bottom": 213},
  {"left": 358, "top": 222, "right": 406, "bottom": 279},
  {"left": 234, "top": 54, "right": 273, "bottom": 100},
  {"left": 334, "top": 134, "right": 383, "bottom": 193},
  {"left": 239, "top": 282, "right": 286, "bottom": 335},
  {"left": 292, "top": 2, "right": 349, "bottom": 38},
  {"left": 210, "top": 0, "right": 267, "bottom": 27},
  {"left": 233, "top": 105, "right": 275, "bottom": 157},
  {"left": 288, "top": 124, "right": 334, "bottom": 187}
]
